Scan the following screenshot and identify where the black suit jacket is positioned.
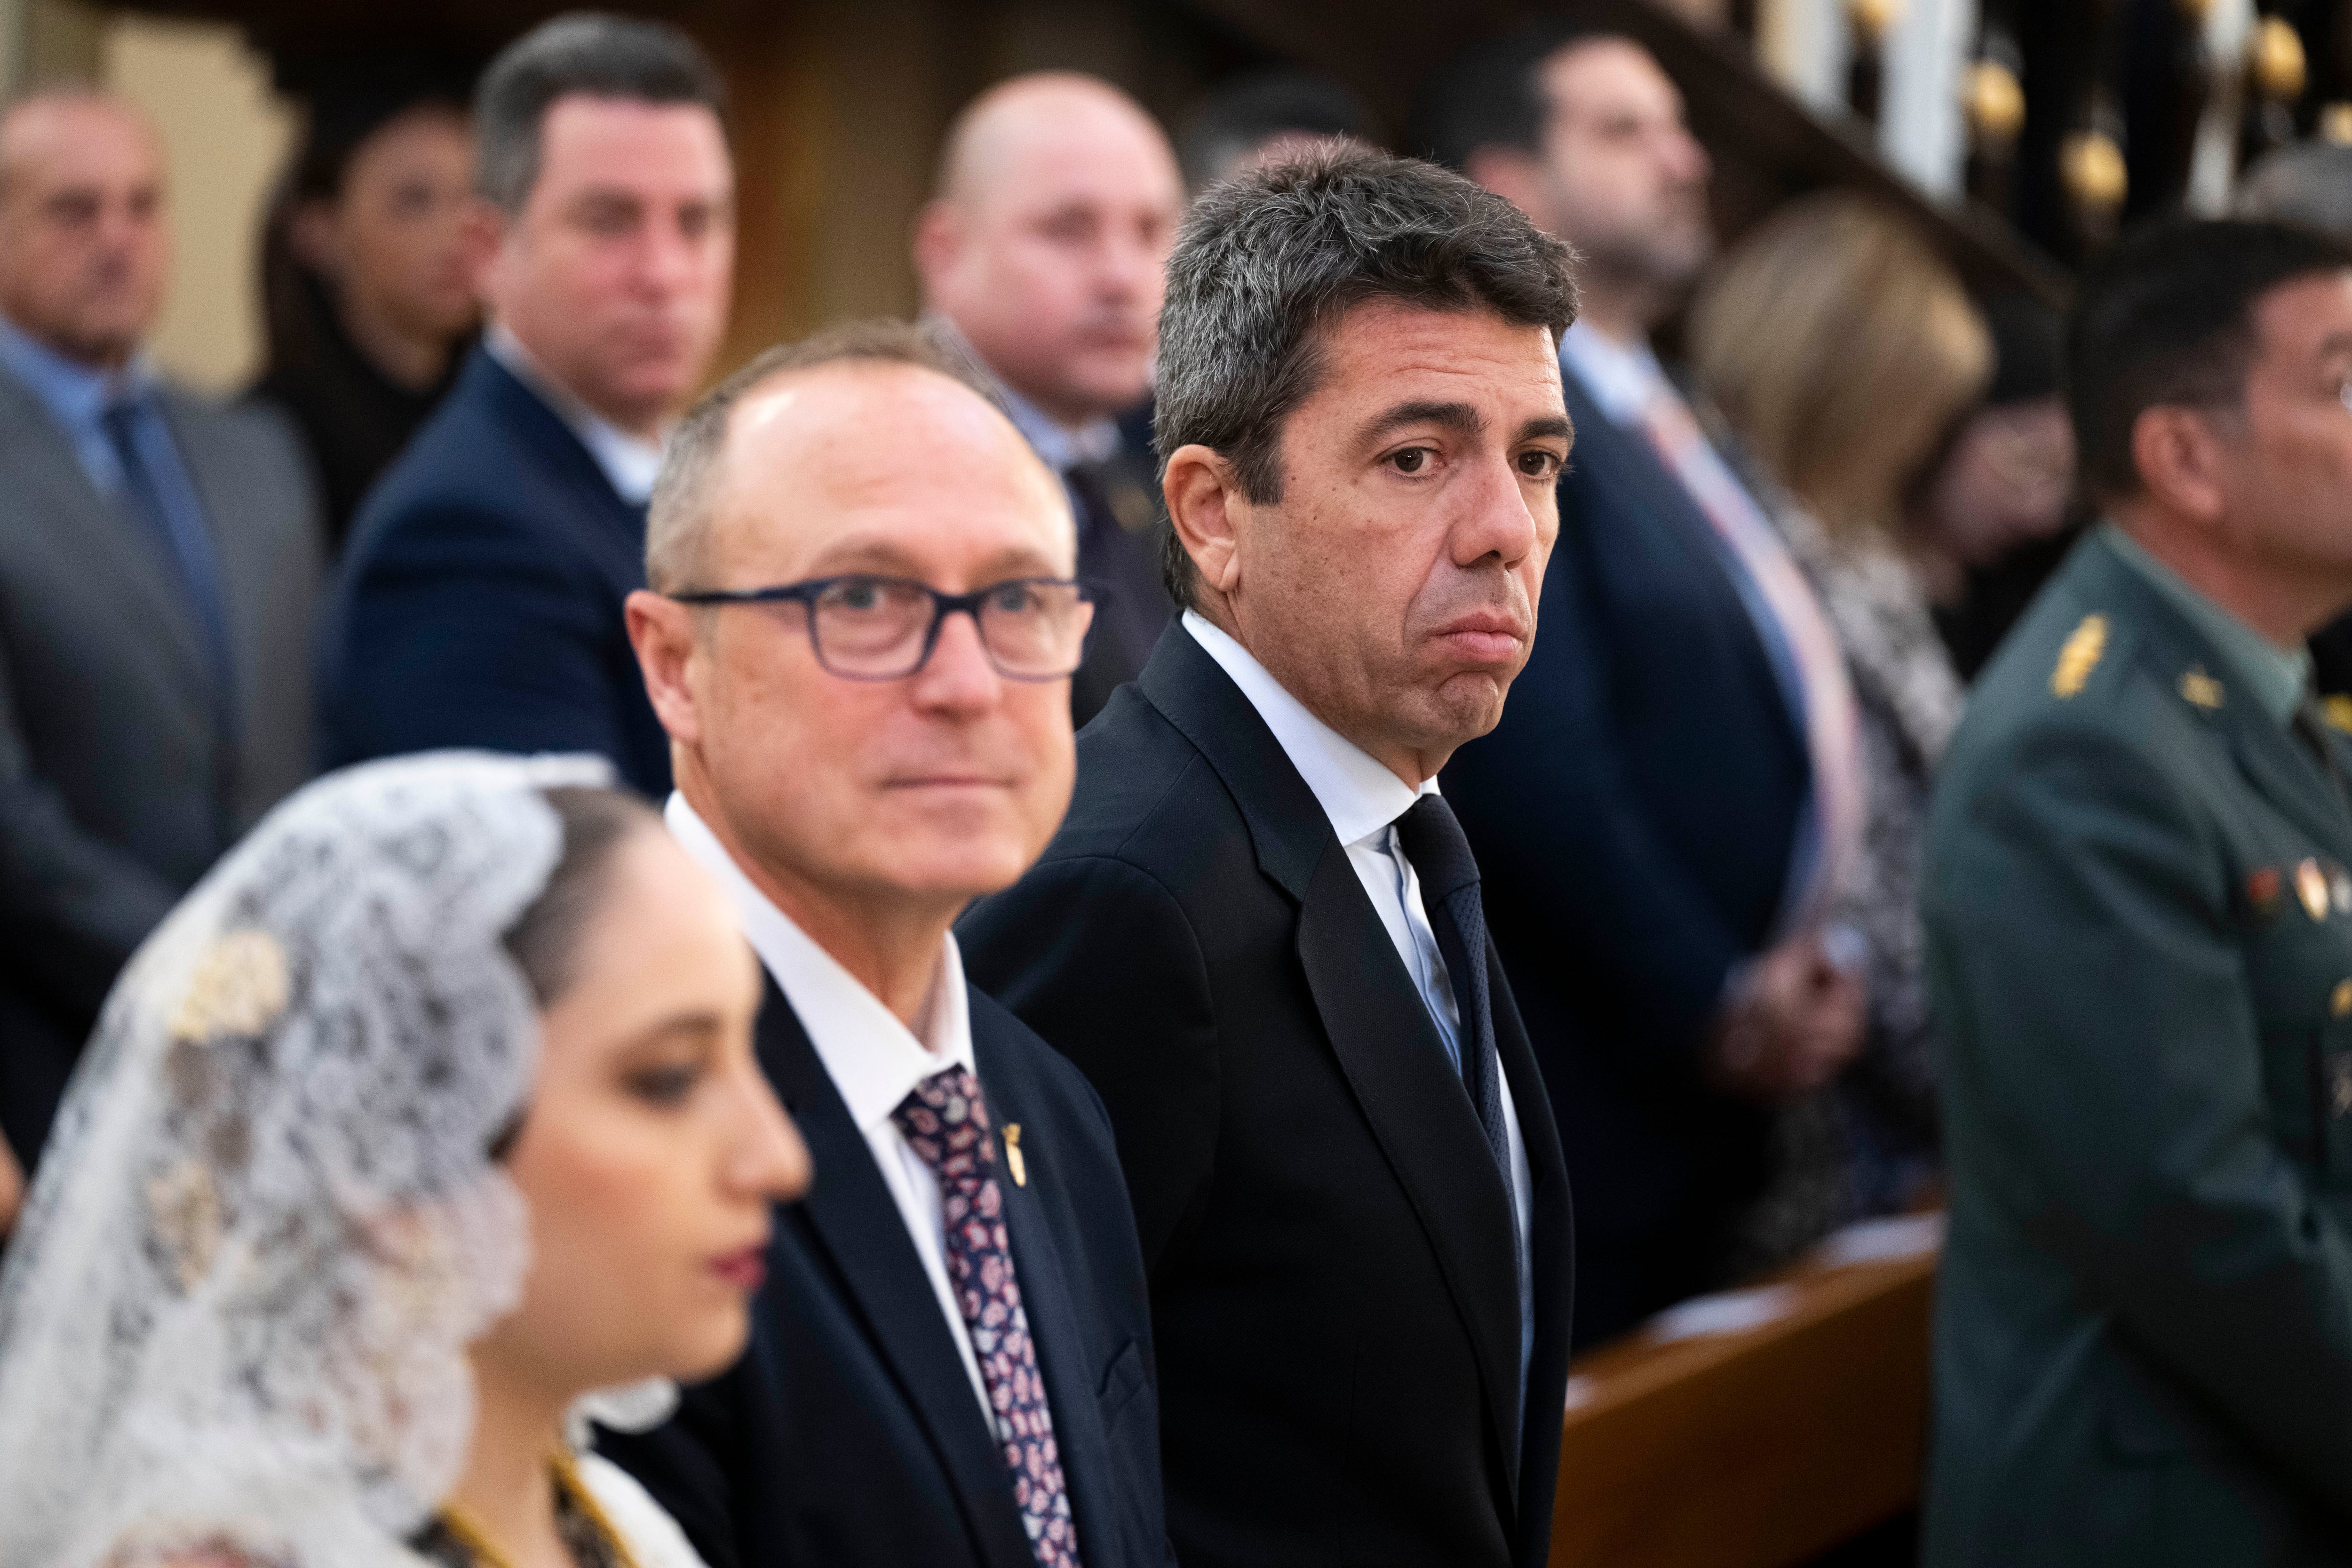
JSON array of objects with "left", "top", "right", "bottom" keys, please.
[
  {"left": 1440, "top": 367, "right": 1809, "bottom": 1344},
  {"left": 601, "top": 978, "right": 1171, "bottom": 1568},
  {"left": 959, "top": 626, "right": 1575, "bottom": 1568},
  {"left": 318, "top": 348, "right": 670, "bottom": 796}
]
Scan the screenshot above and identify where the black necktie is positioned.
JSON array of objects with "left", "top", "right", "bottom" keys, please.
[{"left": 1392, "top": 794, "right": 1513, "bottom": 1186}]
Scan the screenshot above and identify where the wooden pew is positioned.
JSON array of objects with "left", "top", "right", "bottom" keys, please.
[{"left": 1549, "top": 1218, "right": 1940, "bottom": 1568}]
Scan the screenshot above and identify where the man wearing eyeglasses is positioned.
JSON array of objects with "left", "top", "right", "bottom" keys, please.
[{"left": 608, "top": 319, "right": 1171, "bottom": 1568}]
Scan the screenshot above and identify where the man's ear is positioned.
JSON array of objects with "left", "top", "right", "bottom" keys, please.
[
  {"left": 910, "top": 199, "right": 961, "bottom": 303},
  {"left": 626, "top": 589, "right": 706, "bottom": 748},
  {"left": 2130, "top": 404, "right": 2232, "bottom": 530},
  {"left": 1163, "top": 444, "right": 1245, "bottom": 602},
  {"left": 460, "top": 197, "right": 508, "bottom": 313},
  {"left": 1465, "top": 145, "right": 1549, "bottom": 224}
]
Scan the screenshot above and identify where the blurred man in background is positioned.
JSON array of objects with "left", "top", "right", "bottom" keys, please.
[
  {"left": 1924, "top": 219, "right": 2352, "bottom": 1566},
  {"left": 915, "top": 72, "right": 1182, "bottom": 727},
  {"left": 1427, "top": 25, "right": 1866, "bottom": 1346},
  {"left": 0, "top": 91, "right": 321, "bottom": 1188},
  {"left": 253, "top": 56, "right": 479, "bottom": 551},
  {"left": 2235, "top": 142, "right": 2352, "bottom": 716},
  {"left": 321, "top": 12, "right": 732, "bottom": 796}
]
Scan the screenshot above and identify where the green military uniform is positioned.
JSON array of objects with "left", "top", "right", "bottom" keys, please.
[{"left": 1925, "top": 525, "right": 2352, "bottom": 1566}]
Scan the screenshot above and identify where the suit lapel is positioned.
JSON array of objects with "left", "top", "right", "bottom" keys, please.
[
  {"left": 0, "top": 374, "right": 213, "bottom": 713},
  {"left": 970, "top": 1008, "right": 1120, "bottom": 1568},
  {"left": 753, "top": 984, "right": 1038, "bottom": 1568},
  {"left": 1557, "top": 372, "right": 1802, "bottom": 746},
  {"left": 474, "top": 352, "right": 649, "bottom": 590},
  {"left": 1139, "top": 627, "right": 1525, "bottom": 1490}
]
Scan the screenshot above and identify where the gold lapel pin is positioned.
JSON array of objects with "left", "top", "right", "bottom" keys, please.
[
  {"left": 2178, "top": 666, "right": 2225, "bottom": 711},
  {"left": 1002, "top": 1123, "right": 1027, "bottom": 1187}
]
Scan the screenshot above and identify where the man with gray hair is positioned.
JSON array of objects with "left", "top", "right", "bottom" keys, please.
[
  {"left": 320, "top": 11, "right": 733, "bottom": 796},
  {"left": 604, "top": 319, "right": 1170, "bottom": 1568},
  {"left": 961, "top": 146, "right": 1579, "bottom": 1568}
]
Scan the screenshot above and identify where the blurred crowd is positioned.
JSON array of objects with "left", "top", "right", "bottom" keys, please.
[{"left": 1, "top": 8, "right": 2351, "bottom": 1568}]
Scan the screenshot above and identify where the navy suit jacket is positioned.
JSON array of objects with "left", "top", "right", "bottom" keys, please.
[
  {"left": 317, "top": 349, "right": 670, "bottom": 795},
  {"left": 601, "top": 978, "right": 1172, "bottom": 1568},
  {"left": 960, "top": 628, "right": 1574, "bottom": 1568},
  {"left": 1441, "top": 366, "right": 1809, "bottom": 1343}
]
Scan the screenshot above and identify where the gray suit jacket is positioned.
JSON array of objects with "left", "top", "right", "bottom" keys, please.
[{"left": 0, "top": 367, "right": 321, "bottom": 1166}]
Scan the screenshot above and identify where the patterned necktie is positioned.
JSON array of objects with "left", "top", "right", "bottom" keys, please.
[
  {"left": 1636, "top": 385, "right": 1864, "bottom": 931},
  {"left": 893, "top": 1067, "right": 1082, "bottom": 1568},
  {"left": 1392, "top": 795, "right": 1513, "bottom": 1186}
]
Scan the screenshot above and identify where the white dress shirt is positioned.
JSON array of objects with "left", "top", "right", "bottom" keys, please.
[
  {"left": 486, "top": 325, "right": 666, "bottom": 505},
  {"left": 1181, "top": 611, "right": 1537, "bottom": 1386},
  {"left": 666, "top": 793, "right": 996, "bottom": 1423}
]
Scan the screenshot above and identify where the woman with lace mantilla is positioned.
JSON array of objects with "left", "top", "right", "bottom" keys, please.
[{"left": 0, "top": 752, "right": 811, "bottom": 1568}]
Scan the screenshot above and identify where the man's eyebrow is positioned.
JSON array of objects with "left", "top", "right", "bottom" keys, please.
[
  {"left": 1357, "top": 400, "right": 1486, "bottom": 445},
  {"left": 1517, "top": 414, "right": 1574, "bottom": 445}
]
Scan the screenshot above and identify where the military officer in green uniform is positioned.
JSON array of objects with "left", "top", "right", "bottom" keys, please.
[{"left": 1925, "top": 219, "right": 2352, "bottom": 1564}]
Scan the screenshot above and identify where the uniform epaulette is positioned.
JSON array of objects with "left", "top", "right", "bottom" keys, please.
[
  {"left": 2178, "top": 665, "right": 2225, "bottom": 712},
  {"left": 2051, "top": 614, "right": 2108, "bottom": 699}
]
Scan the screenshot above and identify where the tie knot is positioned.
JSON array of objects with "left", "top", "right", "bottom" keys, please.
[
  {"left": 892, "top": 1065, "right": 997, "bottom": 1181},
  {"left": 1393, "top": 793, "right": 1480, "bottom": 904}
]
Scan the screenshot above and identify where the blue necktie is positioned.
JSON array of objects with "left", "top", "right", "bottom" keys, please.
[{"left": 101, "top": 398, "right": 235, "bottom": 718}]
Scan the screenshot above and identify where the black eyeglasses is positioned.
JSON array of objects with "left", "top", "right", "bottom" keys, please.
[{"left": 667, "top": 574, "right": 1099, "bottom": 682}]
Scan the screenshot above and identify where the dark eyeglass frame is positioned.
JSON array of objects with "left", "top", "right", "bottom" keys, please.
[{"left": 667, "top": 573, "right": 1101, "bottom": 682}]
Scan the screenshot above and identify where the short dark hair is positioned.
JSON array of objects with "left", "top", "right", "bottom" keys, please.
[
  {"left": 1176, "top": 70, "right": 1371, "bottom": 191},
  {"left": 647, "top": 318, "right": 1005, "bottom": 592},
  {"left": 1154, "top": 144, "right": 1578, "bottom": 609},
  {"left": 2068, "top": 217, "right": 2352, "bottom": 502},
  {"left": 1407, "top": 20, "right": 1620, "bottom": 171},
  {"left": 473, "top": 12, "right": 725, "bottom": 214}
]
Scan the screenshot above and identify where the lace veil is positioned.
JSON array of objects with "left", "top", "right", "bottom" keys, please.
[{"left": 0, "top": 751, "right": 626, "bottom": 1568}]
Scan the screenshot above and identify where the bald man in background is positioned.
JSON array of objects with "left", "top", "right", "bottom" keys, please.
[
  {"left": 0, "top": 91, "right": 320, "bottom": 1186},
  {"left": 916, "top": 72, "right": 1184, "bottom": 725}
]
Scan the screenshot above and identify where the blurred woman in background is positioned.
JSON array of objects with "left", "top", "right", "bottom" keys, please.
[
  {"left": 0, "top": 753, "right": 808, "bottom": 1568},
  {"left": 252, "top": 64, "right": 479, "bottom": 550},
  {"left": 1907, "top": 292, "right": 2079, "bottom": 682},
  {"left": 1689, "top": 192, "right": 1992, "bottom": 1264}
]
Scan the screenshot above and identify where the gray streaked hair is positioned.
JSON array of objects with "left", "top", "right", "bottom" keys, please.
[
  {"left": 645, "top": 318, "right": 1006, "bottom": 594},
  {"left": 1152, "top": 143, "right": 1579, "bottom": 610},
  {"left": 473, "top": 12, "right": 725, "bottom": 215}
]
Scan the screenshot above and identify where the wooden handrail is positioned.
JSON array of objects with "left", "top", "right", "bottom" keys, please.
[{"left": 1549, "top": 1223, "right": 1939, "bottom": 1568}]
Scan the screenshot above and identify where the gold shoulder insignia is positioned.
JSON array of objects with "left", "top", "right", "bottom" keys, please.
[
  {"left": 2051, "top": 614, "right": 2108, "bottom": 699},
  {"left": 2179, "top": 666, "right": 2226, "bottom": 711},
  {"left": 2325, "top": 694, "right": 2352, "bottom": 736}
]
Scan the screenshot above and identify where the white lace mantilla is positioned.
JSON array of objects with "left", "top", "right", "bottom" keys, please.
[{"left": 0, "top": 751, "right": 683, "bottom": 1568}]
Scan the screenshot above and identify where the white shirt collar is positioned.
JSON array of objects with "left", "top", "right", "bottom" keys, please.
[
  {"left": 486, "top": 324, "right": 667, "bottom": 505},
  {"left": 665, "top": 793, "right": 975, "bottom": 1135},
  {"left": 1181, "top": 609, "right": 1434, "bottom": 849},
  {"left": 1557, "top": 318, "right": 1671, "bottom": 430}
]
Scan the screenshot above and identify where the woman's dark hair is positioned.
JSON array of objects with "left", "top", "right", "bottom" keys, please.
[
  {"left": 503, "top": 786, "right": 663, "bottom": 1006},
  {"left": 258, "top": 56, "right": 475, "bottom": 383}
]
